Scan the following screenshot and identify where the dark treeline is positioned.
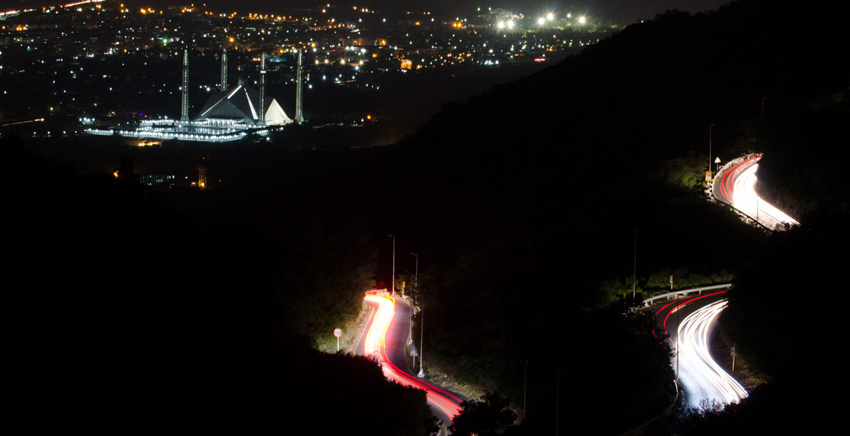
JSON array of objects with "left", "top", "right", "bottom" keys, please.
[{"left": 4, "top": 136, "right": 435, "bottom": 434}]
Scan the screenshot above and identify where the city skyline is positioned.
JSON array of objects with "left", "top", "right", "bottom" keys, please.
[{"left": 1, "top": 0, "right": 732, "bottom": 21}]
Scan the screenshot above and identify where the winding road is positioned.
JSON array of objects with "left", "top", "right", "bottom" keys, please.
[
  {"left": 653, "top": 291, "right": 747, "bottom": 410},
  {"left": 647, "top": 152, "right": 799, "bottom": 411},
  {"left": 361, "top": 292, "right": 465, "bottom": 427},
  {"left": 354, "top": 153, "right": 796, "bottom": 423},
  {"left": 713, "top": 154, "right": 799, "bottom": 231}
]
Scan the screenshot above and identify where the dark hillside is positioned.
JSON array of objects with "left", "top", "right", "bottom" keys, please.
[
  {"left": 3, "top": 136, "right": 435, "bottom": 435},
  {"left": 366, "top": 0, "right": 847, "bottom": 433}
]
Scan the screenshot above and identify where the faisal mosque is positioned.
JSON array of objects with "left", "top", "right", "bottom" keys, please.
[{"left": 88, "top": 48, "right": 304, "bottom": 143}]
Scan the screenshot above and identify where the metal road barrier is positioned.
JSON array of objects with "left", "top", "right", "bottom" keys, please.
[{"left": 642, "top": 284, "right": 732, "bottom": 307}]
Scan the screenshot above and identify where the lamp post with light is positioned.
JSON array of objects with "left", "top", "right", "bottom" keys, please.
[
  {"left": 409, "top": 252, "right": 418, "bottom": 345},
  {"left": 418, "top": 299, "right": 425, "bottom": 378},
  {"left": 709, "top": 124, "right": 715, "bottom": 179}
]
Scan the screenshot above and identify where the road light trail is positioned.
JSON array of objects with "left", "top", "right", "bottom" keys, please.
[
  {"left": 713, "top": 154, "right": 799, "bottom": 230},
  {"left": 363, "top": 292, "right": 463, "bottom": 421},
  {"left": 658, "top": 294, "right": 748, "bottom": 410},
  {"left": 653, "top": 292, "right": 748, "bottom": 411}
]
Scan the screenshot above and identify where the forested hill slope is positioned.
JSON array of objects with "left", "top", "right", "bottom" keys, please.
[
  {"left": 374, "top": 0, "right": 848, "bottom": 282},
  {"left": 364, "top": 1, "right": 847, "bottom": 434},
  {"left": 373, "top": 0, "right": 849, "bottom": 294},
  {"left": 406, "top": 0, "right": 846, "bottom": 167}
]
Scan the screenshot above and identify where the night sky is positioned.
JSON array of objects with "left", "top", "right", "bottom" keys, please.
[{"left": 3, "top": 0, "right": 732, "bottom": 21}]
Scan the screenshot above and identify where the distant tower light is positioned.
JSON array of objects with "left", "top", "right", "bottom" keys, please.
[
  {"left": 181, "top": 49, "right": 189, "bottom": 121},
  {"left": 221, "top": 48, "right": 228, "bottom": 92}
]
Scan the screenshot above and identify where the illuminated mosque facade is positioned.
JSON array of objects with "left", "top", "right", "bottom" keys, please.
[{"left": 88, "top": 48, "right": 304, "bottom": 143}]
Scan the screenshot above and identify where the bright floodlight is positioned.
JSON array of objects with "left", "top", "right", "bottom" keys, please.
[
  {"left": 547, "top": 12, "right": 554, "bottom": 21},
  {"left": 508, "top": 20, "right": 515, "bottom": 29},
  {"left": 497, "top": 21, "right": 505, "bottom": 29},
  {"left": 579, "top": 16, "right": 587, "bottom": 24},
  {"left": 538, "top": 17, "right": 545, "bottom": 25}
]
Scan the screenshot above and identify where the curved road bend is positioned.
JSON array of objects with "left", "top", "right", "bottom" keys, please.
[
  {"left": 652, "top": 291, "right": 747, "bottom": 410},
  {"left": 713, "top": 154, "right": 799, "bottom": 231},
  {"left": 360, "top": 292, "right": 465, "bottom": 427}
]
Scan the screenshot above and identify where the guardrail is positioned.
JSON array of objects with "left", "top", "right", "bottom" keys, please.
[{"left": 642, "top": 284, "right": 732, "bottom": 307}]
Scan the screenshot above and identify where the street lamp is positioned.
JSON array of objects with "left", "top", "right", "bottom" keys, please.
[
  {"left": 388, "top": 234, "right": 395, "bottom": 295},
  {"left": 673, "top": 275, "right": 679, "bottom": 383},
  {"left": 418, "top": 298, "right": 425, "bottom": 378},
  {"left": 709, "top": 123, "right": 715, "bottom": 178},
  {"left": 756, "top": 195, "right": 759, "bottom": 223},
  {"left": 409, "top": 252, "right": 418, "bottom": 346},
  {"left": 414, "top": 253, "right": 424, "bottom": 379}
]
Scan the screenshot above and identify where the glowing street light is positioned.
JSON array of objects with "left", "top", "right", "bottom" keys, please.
[{"left": 578, "top": 16, "right": 587, "bottom": 24}]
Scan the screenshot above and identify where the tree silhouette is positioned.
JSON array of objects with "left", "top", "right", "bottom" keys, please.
[{"left": 451, "top": 392, "right": 518, "bottom": 436}]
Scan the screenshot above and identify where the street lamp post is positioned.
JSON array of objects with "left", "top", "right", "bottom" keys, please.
[
  {"left": 756, "top": 195, "right": 759, "bottom": 223},
  {"left": 388, "top": 234, "right": 395, "bottom": 295},
  {"left": 418, "top": 299, "right": 425, "bottom": 378},
  {"left": 409, "top": 252, "right": 418, "bottom": 345},
  {"left": 731, "top": 343, "right": 737, "bottom": 372},
  {"left": 709, "top": 123, "right": 715, "bottom": 178}
]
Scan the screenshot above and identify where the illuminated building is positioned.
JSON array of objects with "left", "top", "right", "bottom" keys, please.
[{"left": 87, "top": 48, "right": 303, "bottom": 143}]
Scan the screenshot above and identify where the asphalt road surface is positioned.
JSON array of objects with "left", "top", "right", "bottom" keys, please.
[
  {"left": 360, "top": 292, "right": 465, "bottom": 429},
  {"left": 713, "top": 154, "right": 799, "bottom": 231},
  {"left": 652, "top": 290, "right": 747, "bottom": 410}
]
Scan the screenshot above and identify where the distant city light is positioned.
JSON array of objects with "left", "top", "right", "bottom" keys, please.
[{"left": 3, "top": 0, "right": 615, "bottom": 137}]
